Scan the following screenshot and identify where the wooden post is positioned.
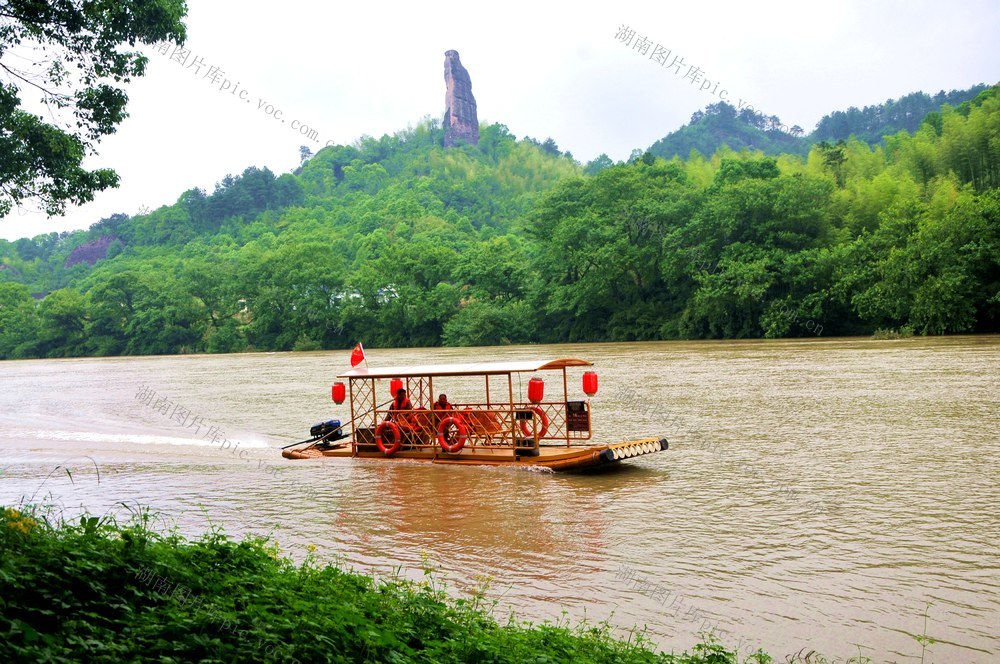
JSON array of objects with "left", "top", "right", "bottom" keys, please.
[
  {"left": 349, "top": 378, "right": 357, "bottom": 456},
  {"left": 562, "top": 367, "right": 569, "bottom": 447},
  {"left": 508, "top": 372, "right": 516, "bottom": 460}
]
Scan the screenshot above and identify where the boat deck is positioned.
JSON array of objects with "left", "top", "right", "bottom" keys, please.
[{"left": 283, "top": 437, "right": 667, "bottom": 471}]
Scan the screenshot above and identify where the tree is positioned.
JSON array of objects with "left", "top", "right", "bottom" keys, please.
[
  {"left": 34, "top": 288, "right": 88, "bottom": 357},
  {"left": 240, "top": 237, "right": 349, "bottom": 351},
  {"left": 540, "top": 137, "right": 561, "bottom": 157},
  {"left": 477, "top": 123, "right": 516, "bottom": 162},
  {"left": 529, "top": 160, "right": 698, "bottom": 341},
  {"left": 442, "top": 299, "right": 532, "bottom": 346},
  {"left": 584, "top": 154, "right": 614, "bottom": 175},
  {"left": 677, "top": 163, "right": 836, "bottom": 339},
  {"left": 452, "top": 236, "right": 531, "bottom": 302},
  {"left": 846, "top": 186, "right": 1000, "bottom": 334},
  {"left": 0, "top": 0, "right": 188, "bottom": 216},
  {"left": 815, "top": 141, "right": 848, "bottom": 187},
  {"left": 0, "top": 281, "right": 38, "bottom": 358},
  {"left": 713, "top": 157, "right": 780, "bottom": 187}
]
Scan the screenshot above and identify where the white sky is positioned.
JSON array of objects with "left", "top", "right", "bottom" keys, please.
[{"left": 1, "top": 0, "right": 997, "bottom": 241}]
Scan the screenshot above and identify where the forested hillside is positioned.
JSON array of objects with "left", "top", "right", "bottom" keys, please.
[
  {"left": 647, "top": 84, "right": 989, "bottom": 160},
  {"left": 1, "top": 86, "right": 998, "bottom": 359},
  {"left": 647, "top": 102, "right": 808, "bottom": 160}
]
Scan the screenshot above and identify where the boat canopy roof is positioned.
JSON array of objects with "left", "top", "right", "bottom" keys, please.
[{"left": 338, "top": 358, "right": 593, "bottom": 379}]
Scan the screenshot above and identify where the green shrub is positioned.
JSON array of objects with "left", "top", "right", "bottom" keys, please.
[{"left": 1, "top": 505, "right": 771, "bottom": 663}]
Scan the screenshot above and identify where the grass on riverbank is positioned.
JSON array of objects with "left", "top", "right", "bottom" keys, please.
[{"left": 1, "top": 504, "right": 773, "bottom": 663}]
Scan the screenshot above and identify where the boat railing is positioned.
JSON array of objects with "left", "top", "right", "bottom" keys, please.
[{"left": 368, "top": 400, "right": 591, "bottom": 451}]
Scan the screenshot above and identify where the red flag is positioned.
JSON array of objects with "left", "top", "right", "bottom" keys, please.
[{"left": 350, "top": 342, "right": 366, "bottom": 367}]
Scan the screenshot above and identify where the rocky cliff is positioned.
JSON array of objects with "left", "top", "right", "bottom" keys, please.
[
  {"left": 64, "top": 235, "right": 118, "bottom": 267},
  {"left": 443, "top": 50, "right": 479, "bottom": 148}
]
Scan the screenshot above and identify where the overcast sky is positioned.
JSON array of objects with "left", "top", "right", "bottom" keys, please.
[{"left": 2, "top": 0, "right": 997, "bottom": 241}]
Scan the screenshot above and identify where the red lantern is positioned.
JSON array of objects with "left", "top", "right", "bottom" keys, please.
[
  {"left": 332, "top": 381, "right": 346, "bottom": 404},
  {"left": 582, "top": 371, "right": 598, "bottom": 397},
  {"left": 389, "top": 378, "right": 403, "bottom": 397},
  {"left": 527, "top": 377, "right": 544, "bottom": 403}
]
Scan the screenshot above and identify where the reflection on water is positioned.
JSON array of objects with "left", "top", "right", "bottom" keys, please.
[{"left": 1, "top": 336, "right": 998, "bottom": 661}]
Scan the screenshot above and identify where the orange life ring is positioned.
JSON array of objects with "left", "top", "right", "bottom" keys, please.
[
  {"left": 519, "top": 406, "right": 549, "bottom": 438},
  {"left": 375, "top": 421, "right": 402, "bottom": 455},
  {"left": 437, "top": 416, "right": 468, "bottom": 453}
]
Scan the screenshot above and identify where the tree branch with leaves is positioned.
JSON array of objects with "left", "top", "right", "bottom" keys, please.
[{"left": 0, "top": 0, "right": 188, "bottom": 217}]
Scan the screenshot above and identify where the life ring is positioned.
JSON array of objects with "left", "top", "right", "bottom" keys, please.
[
  {"left": 375, "top": 421, "right": 402, "bottom": 455},
  {"left": 518, "top": 406, "right": 549, "bottom": 438},
  {"left": 437, "top": 416, "right": 468, "bottom": 453}
]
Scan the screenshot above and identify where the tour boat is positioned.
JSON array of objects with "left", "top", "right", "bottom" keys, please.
[{"left": 282, "top": 358, "right": 667, "bottom": 471}]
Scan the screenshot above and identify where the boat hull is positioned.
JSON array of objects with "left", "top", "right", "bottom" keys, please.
[{"left": 282, "top": 437, "right": 667, "bottom": 471}]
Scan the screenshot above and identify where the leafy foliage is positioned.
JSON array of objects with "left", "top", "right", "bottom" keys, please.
[
  {"left": 1, "top": 85, "right": 999, "bottom": 359},
  {"left": 647, "top": 84, "right": 989, "bottom": 162},
  {"left": 0, "top": 0, "right": 189, "bottom": 215},
  {"left": 812, "top": 85, "right": 990, "bottom": 144},
  {"left": 648, "top": 102, "right": 806, "bottom": 161}
]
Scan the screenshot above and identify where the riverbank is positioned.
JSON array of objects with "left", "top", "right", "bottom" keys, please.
[{"left": 2, "top": 505, "right": 772, "bottom": 663}]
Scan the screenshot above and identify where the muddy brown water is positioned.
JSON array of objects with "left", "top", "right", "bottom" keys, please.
[{"left": 1, "top": 336, "right": 997, "bottom": 661}]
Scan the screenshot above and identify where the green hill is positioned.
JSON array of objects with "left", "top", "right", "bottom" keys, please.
[
  {"left": 1, "top": 86, "right": 998, "bottom": 359},
  {"left": 647, "top": 84, "right": 990, "bottom": 160},
  {"left": 811, "top": 85, "right": 990, "bottom": 144},
  {"left": 0, "top": 121, "right": 580, "bottom": 355},
  {"left": 647, "top": 102, "right": 808, "bottom": 160}
]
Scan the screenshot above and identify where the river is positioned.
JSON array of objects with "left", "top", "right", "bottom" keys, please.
[{"left": 1, "top": 336, "right": 997, "bottom": 662}]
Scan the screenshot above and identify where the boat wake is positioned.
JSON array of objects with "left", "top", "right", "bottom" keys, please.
[{"left": 0, "top": 428, "right": 270, "bottom": 449}]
